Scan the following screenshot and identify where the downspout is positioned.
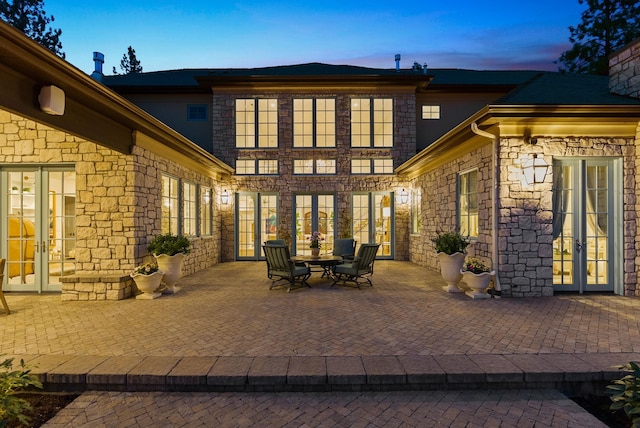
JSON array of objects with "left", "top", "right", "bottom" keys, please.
[{"left": 470, "top": 122, "right": 501, "bottom": 292}]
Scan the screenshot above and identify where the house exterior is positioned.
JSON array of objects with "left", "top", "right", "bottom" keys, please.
[{"left": 2, "top": 17, "right": 640, "bottom": 299}]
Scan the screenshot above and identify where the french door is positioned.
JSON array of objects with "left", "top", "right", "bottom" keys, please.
[
  {"left": 352, "top": 191, "right": 394, "bottom": 258},
  {"left": 294, "top": 194, "right": 335, "bottom": 256},
  {"left": 235, "top": 192, "right": 279, "bottom": 260},
  {"left": 552, "top": 158, "right": 622, "bottom": 294},
  {"left": 1, "top": 167, "right": 76, "bottom": 292}
]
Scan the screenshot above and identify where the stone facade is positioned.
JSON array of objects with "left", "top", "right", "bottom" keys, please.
[
  {"left": 0, "top": 108, "right": 224, "bottom": 300},
  {"left": 610, "top": 39, "right": 640, "bottom": 98}
]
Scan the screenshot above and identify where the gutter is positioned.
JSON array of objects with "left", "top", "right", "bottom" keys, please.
[{"left": 470, "top": 122, "right": 502, "bottom": 293}]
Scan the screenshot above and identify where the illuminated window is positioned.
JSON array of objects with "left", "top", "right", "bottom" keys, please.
[
  {"left": 258, "top": 159, "right": 279, "bottom": 175},
  {"left": 161, "top": 174, "right": 179, "bottom": 234},
  {"left": 236, "top": 159, "right": 256, "bottom": 175},
  {"left": 351, "top": 98, "right": 393, "bottom": 147},
  {"left": 293, "top": 98, "right": 336, "bottom": 147},
  {"left": 351, "top": 158, "right": 393, "bottom": 174},
  {"left": 293, "top": 159, "right": 314, "bottom": 175},
  {"left": 458, "top": 169, "right": 478, "bottom": 238},
  {"left": 373, "top": 158, "right": 394, "bottom": 174},
  {"left": 411, "top": 188, "right": 421, "bottom": 234},
  {"left": 316, "top": 159, "right": 336, "bottom": 174},
  {"left": 422, "top": 105, "right": 440, "bottom": 119},
  {"left": 351, "top": 158, "right": 371, "bottom": 174},
  {"left": 200, "top": 186, "right": 212, "bottom": 236},
  {"left": 293, "top": 159, "right": 336, "bottom": 175},
  {"left": 235, "top": 98, "right": 278, "bottom": 148},
  {"left": 183, "top": 182, "right": 197, "bottom": 236}
]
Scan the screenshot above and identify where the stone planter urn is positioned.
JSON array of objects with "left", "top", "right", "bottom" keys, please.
[
  {"left": 461, "top": 270, "right": 495, "bottom": 299},
  {"left": 154, "top": 253, "right": 186, "bottom": 294},
  {"left": 437, "top": 252, "right": 465, "bottom": 293},
  {"left": 130, "top": 271, "right": 164, "bottom": 300}
]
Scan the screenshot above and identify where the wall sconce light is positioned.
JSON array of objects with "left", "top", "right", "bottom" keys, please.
[
  {"left": 399, "top": 188, "right": 409, "bottom": 204},
  {"left": 38, "top": 85, "right": 65, "bottom": 115},
  {"left": 522, "top": 154, "right": 549, "bottom": 185},
  {"left": 221, "top": 189, "right": 230, "bottom": 205}
]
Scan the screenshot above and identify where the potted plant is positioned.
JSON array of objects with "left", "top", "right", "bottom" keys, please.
[
  {"left": 460, "top": 257, "right": 495, "bottom": 299},
  {"left": 308, "top": 231, "right": 324, "bottom": 257},
  {"left": 147, "top": 234, "right": 191, "bottom": 294},
  {"left": 432, "top": 231, "right": 469, "bottom": 293},
  {"left": 130, "top": 262, "right": 164, "bottom": 299}
]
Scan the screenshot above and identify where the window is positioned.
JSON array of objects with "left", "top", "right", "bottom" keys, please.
[
  {"left": 183, "top": 182, "right": 197, "bottom": 236},
  {"left": 351, "top": 158, "right": 393, "bottom": 174},
  {"left": 351, "top": 98, "right": 393, "bottom": 147},
  {"left": 235, "top": 98, "right": 278, "bottom": 148},
  {"left": 258, "top": 159, "right": 278, "bottom": 175},
  {"left": 422, "top": 105, "right": 440, "bottom": 120},
  {"left": 458, "top": 169, "right": 478, "bottom": 238},
  {"left": 293, "top": 159, "right": 336, "bottom": 175},
  {"left": 200, "top": 186, "right": 212, "bottom": 236},
  {"left": 236, "top": 159, "right": 256, "bottom": 175},
  {"left": 293, "top": 98, "right": 336, "bottom": 147},
  {"left": 188, "top": 104, "right": 208, "bottom": 121},
  {"left": 411, "top": 188, "right": 421, "bottom": 234},
  {"left": 161, "top": 174, "right": 179, "bottom": 234}
]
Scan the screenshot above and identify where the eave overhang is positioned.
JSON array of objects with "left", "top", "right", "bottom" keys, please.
[
  {"left": 397, "top": 104, "right": 640, "bottom": 179},
  {"left": 0, "top": 22, "right": 232, "bottom": 177}
]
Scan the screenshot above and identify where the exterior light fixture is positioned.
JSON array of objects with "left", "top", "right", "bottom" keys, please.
[
  {"left": 221, "top": 189, "right": 230, "bottom": 205},
  {"left": 399, "top": 189, "right": 409, "bottom": 204},
  {"left": 522, "top": 154, "right": 548, "bottom": 185}
]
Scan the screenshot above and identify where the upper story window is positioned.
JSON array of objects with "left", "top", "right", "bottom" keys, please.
[
  {"left": 351, "top": 158, "right": 394, "bottom": 174},
  {"left": 258, "top": 159, "right": 279, "bottom": 175},
  {"left": 293, "top": 159, "right": 336, "bottom": 175},
  {"left": 236, "top": 159, "right": 279, "bottom": 175},
  {"left": 351, "top": 98, "right": 393, "bottom": 148},
  {"left": 293, "top": 98, "right": 336, "bottom": 147},
  {"left": 161, "top": 174, "right": 179, "bottom": 234},
  {"left": 236, "top": 159, "right": 256, "bottom": 175},
  {"left": 422, "top": 105, "right": 440, "bottom": 120},
  {"left": 458, "top": 169, "right": 478, "bottom": 238},
  {"left": 183, "top": 181, "right": 197, "bottom": 236},
  {"left": 187, "top": 104, "right": 208, "bottom": 121},
  {"left": 236, "top": 98, "right": 278, "bottom": 148}
]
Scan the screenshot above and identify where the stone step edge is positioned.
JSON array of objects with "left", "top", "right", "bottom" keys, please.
[{"left": 9, "top": 352, "right": 637, "bottom": 393}]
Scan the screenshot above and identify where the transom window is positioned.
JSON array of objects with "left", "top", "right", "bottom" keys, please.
[
  {"left": 236, "top": 159, "right": 279, "bottom": 175},
  {"left": 236, "top": 159, "right": 256, "bottom": 175},
  {"left": 351, "top": 98, "right": 393, "bottom": 147},
  {"left": 293, "top": 159, "right": 336, "bottom": 175},
  {"left": 258, "top": 159, "right": 279, "bottom": 175},
  {"left": 422, "top": 105, "right": 440, "bottom": 120},
  {"left": 293, "top": 98, "right": 336, "bottom": 147},
  {"left": 235, "top": 98, "right": 278, "bottom": 148},
  {"left": 458, "top": 169, "right": 478, "bottom": 238},
  {"left": 351, "top": 158, "right": 394, "bottom": 174}
]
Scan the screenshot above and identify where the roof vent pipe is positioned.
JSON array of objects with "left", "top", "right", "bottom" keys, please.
[
  {"left": 395, "top": 54, "right": 401, "bottom": 71},
  {"left": 91, "top": 52, "right": 104, "bottom": 82},
  {"left": 423, "top": 63, "right": 428, "bottom": 74}
]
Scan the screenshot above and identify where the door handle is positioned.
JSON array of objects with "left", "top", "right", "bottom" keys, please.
[
  {"left": 575, "top": 239, "right": 586, "bottom": 253},
  {"left": 34, "top": 240, "right": 39, "bottom": 253}
]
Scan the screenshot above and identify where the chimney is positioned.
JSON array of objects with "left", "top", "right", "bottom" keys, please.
[
  {"left": 90, "top": 52, "right": 104, "bottom": 82},
  {"left": 395, "top": 54, "right": 401, "bottom": 71},
  {"left": 609, "top": 39, "right": 640, "bottom": 98}
]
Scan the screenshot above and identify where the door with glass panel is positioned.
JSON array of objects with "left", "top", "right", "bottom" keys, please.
[
  {"left": 294, "top": 194, "right": 335, "bottom": 256},
  {"left": 235, "top": 192, "right": 279, "bottom": 260},
  {"left": 351, "top": 192, "right": 394, "bottom": 258},
  {"left": 2, "top": 167, "right": 76, "bottom": 292},
  {"left": 552, "top": 159, "right": 622, "bottom": 294}
]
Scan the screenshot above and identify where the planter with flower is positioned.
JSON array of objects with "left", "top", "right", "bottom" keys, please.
[
  {"left": 130, "top": 262, "right": 164, "bottom": 299},
  {"left": 460, "top": 257, "right": 495, "bottom": 299},
  {"left": 308, "top": 231, "right": 324, "bottom": 257},
  {"left": 147, "top": 234, "right": 191, "bottom": 294},
  {"left": 432, "top": 231, "right": 469, "bottom": 293}
]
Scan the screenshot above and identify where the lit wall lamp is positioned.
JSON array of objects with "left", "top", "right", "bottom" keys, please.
[
  {"left": 399, "top": 188, "right": 409, "bottom": 204},
  {"left": 522, "top": 154, "right": 549, "bottom": 185},
  {"left": 221, "top": 189, "right": 230, "bottom": 205}
]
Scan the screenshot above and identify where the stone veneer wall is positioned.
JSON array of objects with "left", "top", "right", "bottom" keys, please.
[
  {"left": 213, "top": 92, "right": 415, "bottom": 261},
  {"left": 610, "top": 39, "right": 640, "bottom": 98},
  {"left": 409, "top": 135, "right": 638, "bottom": 297},
  {"left": 0, "top": 109, "right": 223, "bottom": 300}
]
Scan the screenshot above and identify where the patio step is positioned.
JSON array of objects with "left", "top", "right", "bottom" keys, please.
[{"left": 20, "top": 352, "right": 630, "bottom": 394}]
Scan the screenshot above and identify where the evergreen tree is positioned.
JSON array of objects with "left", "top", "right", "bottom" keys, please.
[
  {"left": 113, "top": 46, "right": 143, "bottom": 75},
  {"left": 558, "top": 0, "right": 640, "bottom": 75},
  {"left": 0, "top": 0, "right": 64, "bottom": 58}
]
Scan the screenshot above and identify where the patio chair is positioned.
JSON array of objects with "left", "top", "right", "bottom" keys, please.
[
  {"left": 333, "top": 238, "right": 356, "bottom": 260},
  {"left": 332, "top": 243, "right": 380, "bottom": 288},
  {"left": 0, "top": 259, "right": 9, "bottom": 314},
  {"left": 263, "top": 245, "right": 311, "bottom": 293}
]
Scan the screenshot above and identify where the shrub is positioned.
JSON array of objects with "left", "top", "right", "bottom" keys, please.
[
  {"left": 147, "top": 234, "right": 191, "bottom": 256},
  {"left": 0, "top": 357, "right": 43, "bottom": 427},
  {"left": 606, "top": 361, "right": 640, "bottom": 427},
  {"left": 431, "top": 231, "right": 469, "bottom": 255}
]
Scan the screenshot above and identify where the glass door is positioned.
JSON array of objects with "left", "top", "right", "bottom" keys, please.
[
  {"left": 552, "top": 159, "right": 622, "bottom": 293},
  {"left": 351, "top": 191, "right": 394, "bottom": 258},
  {"left": 294, "top": 193, "right": 335, "bottom": 256},
  {"left": 235, "top": 192, "right": 279, "bottom": 260},
  {"left": 2, "top": 167, "right": 76, "bottom": 292}
]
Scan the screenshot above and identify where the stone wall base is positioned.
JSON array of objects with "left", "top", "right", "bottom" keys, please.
[{"left": 59, "top": 274, "right": 134, "bottom": 301}]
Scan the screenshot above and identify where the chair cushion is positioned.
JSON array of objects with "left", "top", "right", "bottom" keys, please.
[
  {"left": 292, "top": 265, "right": 310, "bottom": 276},
  {"left": 334, "top": 263, "right": 358, "bottom": 276}
]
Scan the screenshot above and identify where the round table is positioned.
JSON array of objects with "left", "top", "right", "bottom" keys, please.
[{"left": 290, "top": 255, "right": 343, "bottom": 278}]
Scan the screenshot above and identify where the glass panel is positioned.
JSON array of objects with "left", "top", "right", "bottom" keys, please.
[
  {"left": 200, "top": 187, "right": 212, "bottom": 236},
  {"left": 553, "top": 165, "right": 574, "bottom": 288},
  {"left": 47, "top": 170, "right": 76, "bottom": 288},
  {"left": 162, "top": 175, "right": 179, "bottom": 234},
  {"left": 295, "top": 194, "right": 312, "bottom": 255},
  {"left": 260, "top": 195, "right": 278, "bottom": 245},
  {"left": 586, "top": 164, "right": 608, "bottom": 285},
  {"left": 6, "top": 171, "right": 36, "bottom": 288},
  {"left": 235, "top": 99, "right": 255, "bottom": 148},
  {"left": 375, "top": 193, "right": 392, "bottom": 256},
  {"left": 317, "top": 194, "right": 334, "bottom": 255},
  {"left": 352, "top": 194, "right": 369, "bottom": 252},
  {"left": 183, "top": 182, "right": 197, "bottom": 236},
  {"left": 237, "top": 194, "right": 256, "bottom": 257}
]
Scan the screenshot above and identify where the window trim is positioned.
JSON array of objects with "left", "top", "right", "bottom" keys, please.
[
  {"left": 457, "top": 168, "right": 479, "bottom": 239},
  {"left": 351, "top": 97, "right": 393, "bottom": 148},
  {"left": 187, "top": 104, "right": 208, "bottom": 122},
  {"left": 293, "top": 98, "right": 336, "bottom": 148},
  {"left": 421, "top": 104, "right": 441, "bottom": 120},
  {"left": 235, "top": 98, "right": 278, "bottom": 148}
]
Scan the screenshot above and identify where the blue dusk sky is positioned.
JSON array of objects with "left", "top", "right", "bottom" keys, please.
[{"left": 45, "top": 0, "right": 587, "bottom": 74}]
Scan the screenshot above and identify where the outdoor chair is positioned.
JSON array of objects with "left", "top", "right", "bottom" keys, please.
[
  {"left": 332, "top": 243, "right": 380, "bottom": 288},
  {"left": 0, "top": 259, "right": 9, "bottom": 314},
  {"left": 263, "top": 245, "right": 311, "bottom": 293},
  {"left": 333, "top": 238, "right": 356, "bottom": 260}
]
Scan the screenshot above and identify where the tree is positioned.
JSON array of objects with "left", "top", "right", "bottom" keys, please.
[
  {"left": 0, "top": 0, "right": 64, "bottom": 58},
  {"left": 558, "top": 0, "right": 640, "bottom": 75},
  {"left": 113, "top": 46, "right": 143, "bottom": 75}
]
